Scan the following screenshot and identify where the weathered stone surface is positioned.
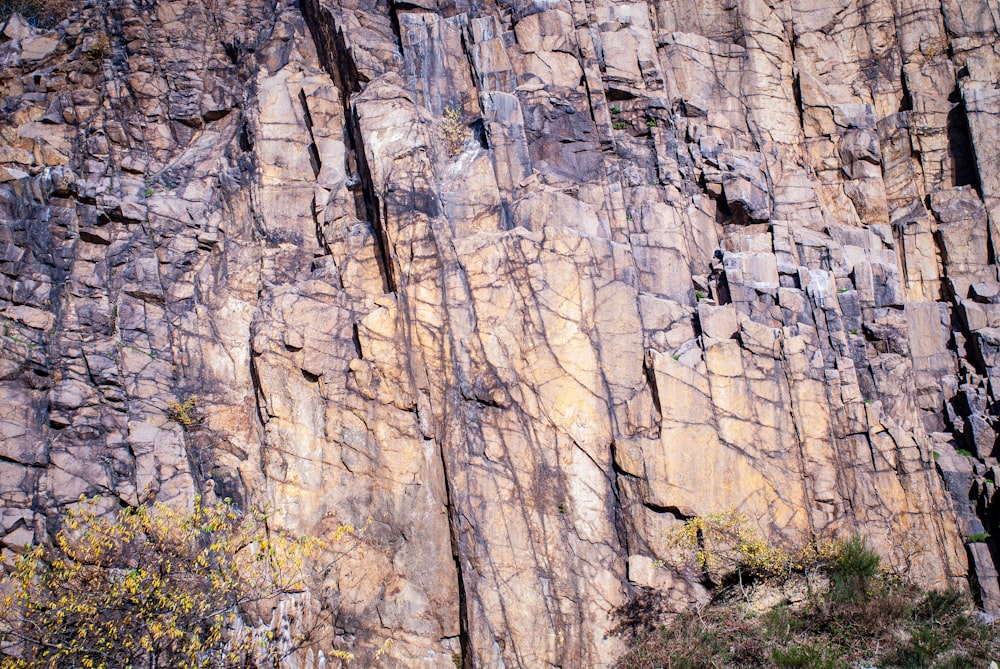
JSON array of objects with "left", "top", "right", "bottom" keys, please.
[{"left": 1, "top": 0, "right": 1000, "bottom": 666}]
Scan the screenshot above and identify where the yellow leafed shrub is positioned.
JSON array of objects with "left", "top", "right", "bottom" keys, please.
[
  {"left": 0, "top": 496, "right": 355, "bottom": 668},
  {"left": 439, "top": 105, "right": 469, "bottom": 157},
  {"left": 166, "top": 395, "right": 201, "bottom": 428},
  {"left": 663, "top": 509, "right": 842, "bottom": 584}
]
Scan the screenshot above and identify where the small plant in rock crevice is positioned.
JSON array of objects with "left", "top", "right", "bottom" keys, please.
[
  {"left": 166, "top": 394, "right": 202, "bottom": 429},
  {"left": 82, "top": 30, "right": 110, "bottom": 61},
  {"left": 921, "top": 36, "right": 951, "bottom": 60},
  {"left": 439, "top": 105, "right": 469, "bottom": 157}
]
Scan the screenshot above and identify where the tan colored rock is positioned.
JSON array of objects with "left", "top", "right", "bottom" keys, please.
[
  {"left": 19, "top": 34, "right": 60, "bottom": 61},
  {"left": 2, "top": 0, "right": 999, "bottom": 665}
]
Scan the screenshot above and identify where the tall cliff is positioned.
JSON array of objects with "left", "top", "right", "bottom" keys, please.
[{"left": 2, "top": 0, "right": 1000, "bottom": 665}]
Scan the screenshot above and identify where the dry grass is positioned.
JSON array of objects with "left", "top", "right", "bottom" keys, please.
[
  {"left": 616, "top": 538, "right": 1000, "bottom": 669},
  {"left": 0, "top": 0, "right": 72, "bottom": 28},
  {"left": 616, "top": 581, "right": 999, "bottom": 669}
]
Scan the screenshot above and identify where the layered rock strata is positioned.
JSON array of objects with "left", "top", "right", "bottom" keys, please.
[{"left": 2, "top": 0, "right": 1000, "bottom": 666}]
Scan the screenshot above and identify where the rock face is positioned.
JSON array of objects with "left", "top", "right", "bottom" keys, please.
[{"left": 2, "top": 0, "right": 1000, "bottom": 666}]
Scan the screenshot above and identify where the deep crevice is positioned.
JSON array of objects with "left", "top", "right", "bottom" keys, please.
[
  {"left": 387, "top": 0, "right": 405, "bottom": 54},
  {"left": 641, "top": 502, "right": 688, "bottom": 519},
  {"left": 300, "top": 0, "right": 397, "bottom": 293},
  {"left": 351, "top": 105, "right": 398, "bottom": 293},
  {"left": 432, "top": 417, "right": 472, "bottom": 669},
  {"left": 606, "top": 87, "right": 638, "bottom": 102},
  {"left": 947, "top": 93, "right": 981, "bottom": 194},
  {"left": 350, "top": 322, "right": 363, "bottom": 359},
  {"left": 298, "top": 89, "right": 322, "bottom": 178},
  {"left": 642, "top": 354, "right": 662, "bottom": 421},
  {"left": 792, "top": 73, "right": 806, "bottom": 131}
]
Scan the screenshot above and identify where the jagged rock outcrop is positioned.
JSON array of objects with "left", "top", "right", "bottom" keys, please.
[{"left": 2, "top": 0, "right": 1000, "bottom": 666}]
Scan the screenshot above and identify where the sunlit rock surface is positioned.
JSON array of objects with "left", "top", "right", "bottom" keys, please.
[{"left": 2, "top": 0, "right": 999, "bottom": 665}]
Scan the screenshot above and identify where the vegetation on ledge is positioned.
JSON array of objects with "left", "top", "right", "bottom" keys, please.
[
  {"left": 616, "top": 518, "right": 1000, "bottom": 669},
  {"left": 0, "top": 0, "right": 71, "bottom": 28}
]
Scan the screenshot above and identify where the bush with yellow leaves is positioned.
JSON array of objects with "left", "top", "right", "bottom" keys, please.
[
  {"left": 0, "top": 496, "right": 355, "bottom": 668},
  {"left": 166, "top": 395, "right": 201, "bottom": 429},
  {"left": 663, "top": 509, "right": 842, "bottom": 588},
  {"left": 439, "top": 105, "right": 469, "bottom": 157}
]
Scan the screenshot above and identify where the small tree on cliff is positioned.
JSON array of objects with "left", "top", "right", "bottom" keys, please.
[{"left": 0, "top": 496, "right": 354, "bottom": 668}]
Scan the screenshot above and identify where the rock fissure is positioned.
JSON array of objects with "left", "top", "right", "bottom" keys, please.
[{"left": 4, "top": 0, "right": 1000, "bottom": 664}]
